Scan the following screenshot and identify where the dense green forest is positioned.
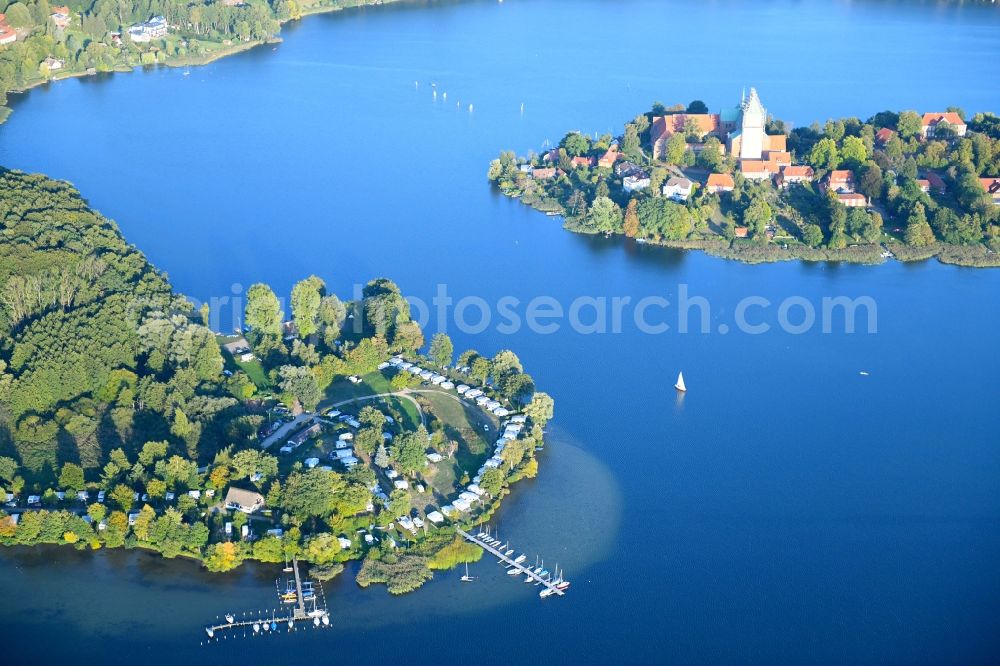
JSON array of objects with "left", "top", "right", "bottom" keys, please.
[
  {"left": 0, "top": 0, "right": 396, "bottom": 121},
  {"left": 0, "top": 167, "right": 551, "bottom": 588},
  {"left": 490, "top": 105, "right": 1000, "bottom": 266}
]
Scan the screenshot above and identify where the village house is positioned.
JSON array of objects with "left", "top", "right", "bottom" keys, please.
[
  {"left": 51, "top": 6, "right": 71, "bottom": 29},
  {"left": 916, "top": 179, "right": 931, "bottom": 193},
  {"left": 926, "top": 172, "right": 946, "bottom": 193},
  {"left": 777, "top": 165, "right": 814, "bottom": 188},
  {"left": 531, "top": 167, "right": 556, "bottom": 180},
  {"left": 705, "top": 173, "right": 734, "bottom": 194},
  {"left": 979, "top": 177, "right": 1000, "bottom": 206},
  {"left": 43, "top": 56, "right": 64, "bottom": 71},
  {"left": 224, "top": 487, "right": 265, "bottom": 514},
  {"left": 570, "top": 156, "right": 597, "bottom": 169},
  {"left": 825, "top": 169, "right": 856, "bottom": 193},
  {"left": 0, "top": 14, "right": 16, "bottom": 45},
  {"left": 597, "top": 145, "right": 620, "bottom": 169},
  {"left": 128, "top": 15, "right": 167, "bottom": 43},
  {"left": 875, "top": 127, "right": 895, "bottom": 145},
  {"left": 623, "top": 174, "right": 651, "bottom": 193},
  {"left": 920, "top": 112, "right": 967, "bottom": 139},
  {"left": 733, "top": 226, "right": 749, "bottom": 238},
  {"left": 739, "top": 159, "right": 772, "bottom": 181},
  {"left": 837, "top": 192, "right": 868, "bottom": 208},
  {"left": 615, "top": 161, "right": 643, "bottom": 178},
  {"left": 662, "top": 176, "right": 694, "bottom": 201}
]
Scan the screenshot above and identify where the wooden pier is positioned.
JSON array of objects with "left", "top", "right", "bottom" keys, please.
[{"left": 456, "top": 528, "right": 567, "bottom": 597}]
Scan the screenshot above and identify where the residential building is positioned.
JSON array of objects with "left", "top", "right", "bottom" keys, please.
[
  {"left": 532, "top": 167, "right": 556, "bottom": 180},
  {"left": 733, "top": 226, "right": 749, "bottom": 238},
  {"left": 570, "top": 156, "right": 596, "bottom": 169},
  {"left": 51, "top": 6, "right": 71, "bottom": 29},
  {"left": 837, "top": 192, "right": 868, "bottom": 208},
  {"left": 826, "top": 169, "right": 855, "bottom": 193},
  {"left": 43, "top": 56, "right": 64, "bottom": 71},
  {"left": 920, "top": 112, "right": 967, "bottom": 139},
  {"left": 623, "top": 175, "right": 650, "bottom": 193},
  {"left": 128, "top": 15, "right": 167, "bottom": 43},
  {"left": 739, "top": 159, "right": 772, "bottom": 180},
  {"left": 777, "top": 165, "right": 814, "bottom": 188},
  {"left": 705, "top": 173, "right": 734, "bottom": 193},
  {"left": 875, "top": 127, "right": 895, "bottom": 145},
  {"left": 224, "top": 487, "right": 265, "bottom": 514},
  {"left": 651, "top": 113, "right": 720, "bottom": 159},
  {"left": 979, "top": 177, "right": 1000, "bottom": 206},
  {"left": 0, "top": 14, "right": 16, "bottom": 46},
  {"left": 916, "top": 179, "right": 931, "bottom": 193},
  {"left": 597, "top": 145, "right": 620, "bottom": 169},
  {"left": 662, "top": 177, "right": 694, "bottom": 201}
]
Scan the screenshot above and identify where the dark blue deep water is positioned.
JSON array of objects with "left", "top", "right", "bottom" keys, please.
[{"left": 1, "top": 1, "right": 999, "bottom": 663}]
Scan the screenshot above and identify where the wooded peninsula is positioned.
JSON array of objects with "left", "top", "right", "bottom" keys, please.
[
  {"left": 488, "top": 90, "right": 1000, "bottom": 267},
  {"left": 0, "top": 167, "right": 554, "bottom": 594}
]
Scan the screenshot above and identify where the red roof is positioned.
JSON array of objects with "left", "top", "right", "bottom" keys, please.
[
  {"left": 570, "top": 156, "right": 597, "bottom": 168},
  {"left": 781, "top": 165, "right": 814, "bottom": 179},
  {"left": 52, "top": 5, "right": 70, "bottom": 14},
  {"left": 828, "top": 169, "right": 854, "bottom": 185},
  {"left": 740, "top": 159, "right": 770, "bottom": 174},
  {"left": 706, "top": 173, "right": 734, "bottom": 189},
  {"left": 837, "top": 193, "right": 867, "bottom": 204},
  {"left": 651, "top": 113, "right": 720, "bottom": 143},
  {"left": 875, "top": 128, "right": 895, "bottom": 144},
  {"left": 921, "top": 112, "right": 965, "bottom": 128},
  {"left": 980, "top": 177, "right": 1000, "bottom": 194},
  {"left": 926, "top": 172, "right": 946, "bottom": 191},
  {"left": 734, "top": 227, "right": 749, "bottom": 238}
]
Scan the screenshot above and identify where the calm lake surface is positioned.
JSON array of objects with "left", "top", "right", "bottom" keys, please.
[{"left": 2, "top": 0, "right": 1000, "bottom": 662}]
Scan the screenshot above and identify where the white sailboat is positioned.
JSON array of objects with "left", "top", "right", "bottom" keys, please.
[
  {"left": 461, "top": 562, "right": 475, "bottom": 582},
  {"left": 674, "top": 371, "right": 686, "bottom": 392}
]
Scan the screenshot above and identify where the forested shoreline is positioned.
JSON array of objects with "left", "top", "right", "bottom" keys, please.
[
  {"left": 0, "top": 0, "right": 402, "bottom": 123},
  {"left": 0, "top": 167, "right": 553, "bottom": 593}
]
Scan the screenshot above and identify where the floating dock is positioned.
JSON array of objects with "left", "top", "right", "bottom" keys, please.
[{"left": 456, "top": 528, "right": 568, "bottom": 597}]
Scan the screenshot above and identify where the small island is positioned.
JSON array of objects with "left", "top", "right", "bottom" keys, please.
[
  {"left": 0, "top": 0, "right": 400, "bottom": 124},
  {"left": 488, "top": 89, "right": 1000, "bottom": 267},
  {"left": 0, "top": 167, "right": 554, "bottom": 595}
]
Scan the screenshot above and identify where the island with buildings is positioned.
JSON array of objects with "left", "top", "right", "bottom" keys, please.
[
  {"left": 489, "top": 89, "right": 1000, "bottom": 267},
  {"left": 0, "top": 167, "right": 555, "bottom": 595}
]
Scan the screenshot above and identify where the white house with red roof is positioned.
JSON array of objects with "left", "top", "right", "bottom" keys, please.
[{"left": 920, "top": 112, "right": 967, "bottom": 139}]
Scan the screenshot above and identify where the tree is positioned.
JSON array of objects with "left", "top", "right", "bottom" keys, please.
[
  {"left": 904, "top": 203, "right": 936, "bottom": 246},
  {"left": 374, "top": 443, "right": 391, "bottom": 468},
  {"left": 622, "top": 123, "right": 641, "bottom": 161},
  {"left": 686, "top": 100, "right": 709, "bottom": 114},
  {"left": 742, "top": 199, "right": 772, "bottom": 237},
  {"left": 428, "top": 333, "right": 454, "bottom": 369},
  {"left": 623, "top": 199, "right": 640, "bottom": 238},
  {"left": 697, "top": 137, "right": 724, "bottom": 171},
  {"left": 88, "top": 502, "right": 107, "bottom": 524},
  {"left": 479, "top": 467, "right": 505, "bottom": 497},
  {"left": 291, "top": 275, "right": 325, "bottom": 339},
  {"left": 204, "top": 542, "right": 243, "bottom": 572},
  {"left": 840, "top": 136, "right": 869, "bottom": 167},
  {"left": 395, "top": 430, "right": 428, "bottom": 475},
  {"left": 665, "top": 133, "right": 687, "bottom": 165},
  {"left": 809, "top": 138, "right": 840, "bottom": 170},
  {"left": 802, "top": 223, "right": 824, "bottom": 247},
  {"left": 245, "top": 283, "right": 283, "bottom": 337},
  {"left": 304, "top": 533, "right": 342, "bottom": 565},
  {"left": 585, "top": 196, "right": 623, "bottom": 233},
  {"left": 858, "top": 163, "right": 884, "bottom": 201},
  {"left": 560, "top": 132, "right": 590, "bottom": 157},
  {"left": 392, "top": 321, "right": 425, "bottom": 355},
  {"left": 278, "top": 365, "right": 321, "bottom": 411},
  {"left": 110, "top": 483, "right": 134, "bottom": 512},
  {"left": 897, "top": 110, "right": 922, "bottom": 139},
  {"left": 58, "top": 462, "right": 85, "bottom": 492},
  {"left": 317, "top": 295, "right": 346, "bottom": 347},
  {"left": 524, "top": 392, "right": 555, "bottom": 427}
]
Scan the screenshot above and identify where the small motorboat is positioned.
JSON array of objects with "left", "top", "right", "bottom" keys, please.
[
  {"left": 321, "top": 615, "right": 330, "bottom": 626},
  {"left": 540, "top": 588, "right": 555, "bottom": 598},
  {"left": 253, "top": 623, "right": 260, "bottom": 633},
  {"left": 507, "top": 568, "right": 521, "bottom": 576},
  {"left": 205, "top": 627, "right": 214, "bottom": 638},
  {"left": 225, "top": 613, "right": 234, "bottom": 624}
]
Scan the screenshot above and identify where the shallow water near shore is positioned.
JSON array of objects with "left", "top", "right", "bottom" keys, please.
[{"left": 1, "top": 0, "right": 1000, "bottom": 662}]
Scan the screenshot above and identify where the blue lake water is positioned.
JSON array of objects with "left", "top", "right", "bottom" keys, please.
[{"left": 2, "top": 0, "right": 1000, "bottom": 662}]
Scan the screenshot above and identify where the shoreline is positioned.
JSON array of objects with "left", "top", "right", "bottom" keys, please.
[{"left": 0, "top": 0, "right": 405, "bottom": 126}]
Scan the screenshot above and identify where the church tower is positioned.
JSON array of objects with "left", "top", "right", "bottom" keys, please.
[{"left": 738, "top": 88, "right": 767, "bottom": 160}]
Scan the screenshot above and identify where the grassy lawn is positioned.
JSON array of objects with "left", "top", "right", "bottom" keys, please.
[
  {"left": 321, "top": 371, "right": 421, "bottom": 428},
  {"left": 236, "top": 358, "right": 270, "bottom": 389},
  {"left": 418, "top": 391, "right": 496, "bottom": 492}
]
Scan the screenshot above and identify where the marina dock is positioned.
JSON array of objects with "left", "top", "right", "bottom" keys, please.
[{"left": 456, "top": 528, "right": 568, "bottom": 597}]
